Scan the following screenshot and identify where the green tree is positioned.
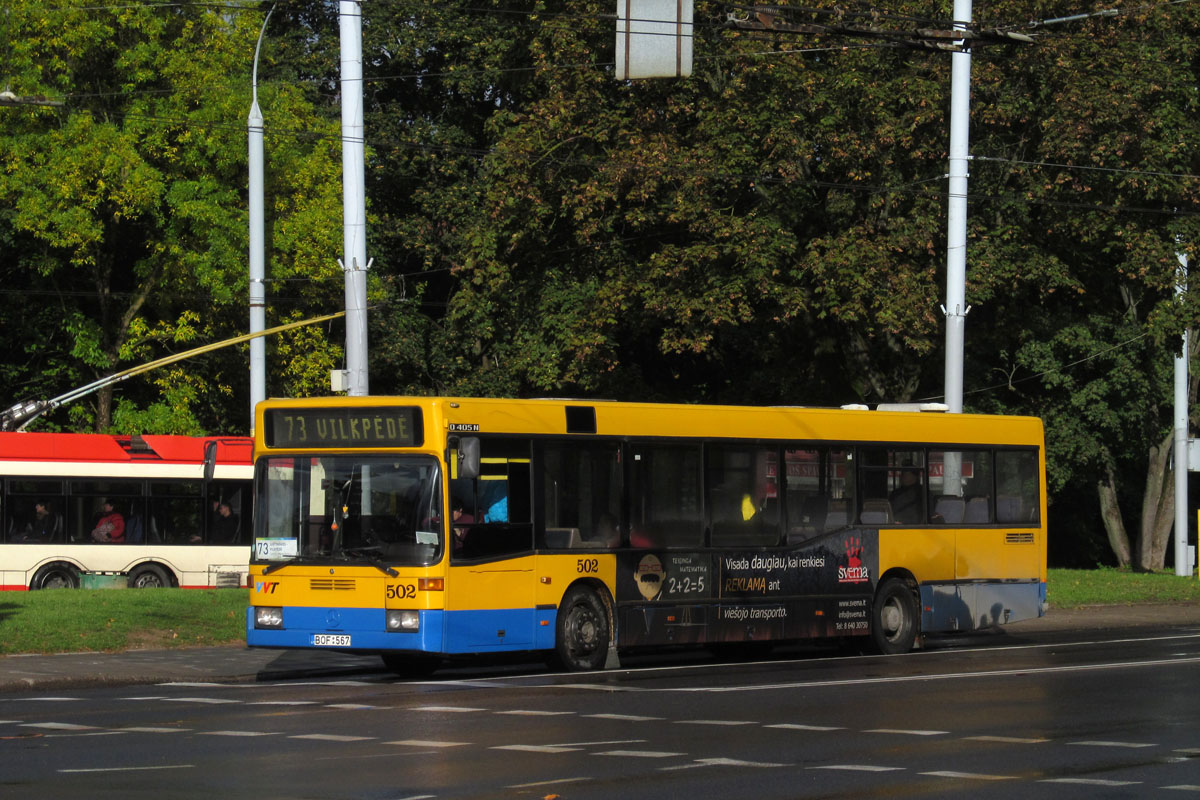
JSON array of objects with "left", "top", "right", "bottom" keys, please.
[{"left": 0, "top": 1, "right": 344, "bottom": 433}]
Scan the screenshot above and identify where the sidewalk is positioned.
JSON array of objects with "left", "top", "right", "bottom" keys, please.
[{"left": 1, "top": 604, "right": 1198, "bottom": 693}]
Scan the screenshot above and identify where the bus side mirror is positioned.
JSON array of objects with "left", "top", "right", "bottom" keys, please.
[
  {"left": 203, "top": 440, "right": 217, "bottom": 482},
  {"left": 458, "top": 437, "right": 480, "bottom": 480}
]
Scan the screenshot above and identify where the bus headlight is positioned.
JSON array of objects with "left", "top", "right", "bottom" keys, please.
[
  {"left": 386, "top": 610, "right": 419, "bottom": 632},
  {"left": 255, "top": 606, "right": 284, "bottom": 629}
]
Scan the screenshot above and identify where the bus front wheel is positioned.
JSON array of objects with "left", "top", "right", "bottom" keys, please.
[
  {"left": 555, "top": 586, "right": 610, "bottom": 671},
  {"left": 871, "top": 578, "right": 919, "bottom": 654},
  {"left": 31, "top": 563, "right": 79, "bottom": 590}
]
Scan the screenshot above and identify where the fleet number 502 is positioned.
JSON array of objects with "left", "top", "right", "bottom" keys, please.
[
  {"left": 576, "top": 558, "right": 599, "bottom": 574},
  {"left": 386, "top": 583, "right": 416, "bottom": 599}
]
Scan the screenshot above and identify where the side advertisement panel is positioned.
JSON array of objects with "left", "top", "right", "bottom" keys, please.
[{"left": 615, "top": 531, "right": 878, "bottom": 647}]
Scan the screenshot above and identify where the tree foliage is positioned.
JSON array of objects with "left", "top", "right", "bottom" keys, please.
[{"left": 1, "top": 0, "right": 1198, "bottom": 567}]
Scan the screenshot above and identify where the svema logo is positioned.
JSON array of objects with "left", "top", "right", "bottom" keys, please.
[{"left": 838, "top": 536, "right": 870, "bottom": 584}]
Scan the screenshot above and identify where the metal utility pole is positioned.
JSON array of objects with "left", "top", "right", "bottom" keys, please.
[
  {"left": 340, "top": 0, "right": 369, "bottom": 396},
  {"left": 1175, "top": 249, "right": 1191, "bottom": 576},
  {"left": 942, "top": 0, "right": 972, "bottom": 418},
  {"left": 248, "top": 5, "right": 274, "bottom": 434}
]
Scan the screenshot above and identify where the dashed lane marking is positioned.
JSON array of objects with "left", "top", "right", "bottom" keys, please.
[
  {"left": 1040, "top": 778, "right": 1142, "bottom": 786},
  {"left": 200, "top": 730, "right": 279, "bottom": 737},
  {"left": 289, "top": 733, "right": 376, "bottom": 742},
  {"left": 584, "top": 713, "right": 664, "bottom": 721},
  {"left": 593, "top": 749, "right": 684, "bottom": 758},
  {"left": 20, "top": 722, "right": 98, "bottom": 730},
  {"left": 412, "top": 705, "right": 486, "bottom": 713},
  {"left": 1163, "top": 786, "right": 1200, "bottom": 791},
  {"left": 384, "top": 739, "right": 470, "bottom": 748},
  {"left": 497, "top": 710, "right": 575, "bottom": 716},
  {"left": 964, "top": 735, "right": 1050, "bottom": 744},
  {"left": 866, "top": 728, "right": 948, "bottom": 736},
  {"left": 1068, "top": 740, "right": 1156, "bottom": 749},
  {"left": 766, "top": 723, "right": 844, "bottom": 731},
  {"left": 809, "top": 765, "right": 905, "bottom": 772},
  {"left": 162, "top": 697, "right": 239, "bottom": 704},
  {"left": 59, "top": 764, "right": 194, "bottom": 773},
  {"left": 921, "top": 770, "right": 1014, "bottom": 780},
  {"left": 507, "top": 777, "right": 593, "bottom": 789},
  {"left": 676, "top": 720, "right": 756, "bottom": 726},
  {"left": 117, "top": 727, "right": 188, "bottom": 733},
  {"left": 492, "top": 744, "right": 582, "bottom": 753}
]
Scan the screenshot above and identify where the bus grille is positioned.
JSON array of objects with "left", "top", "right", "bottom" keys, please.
[
  {"left": 1005, "top": 532, "right": 1035, "bottom": 544},
  {"left": 310, "top": 578, "right": 356, "bottom": 591}
]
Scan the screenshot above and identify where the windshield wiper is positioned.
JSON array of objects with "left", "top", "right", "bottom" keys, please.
[{"left": 341, "top": 546, "right": 399, "bottom": 577}]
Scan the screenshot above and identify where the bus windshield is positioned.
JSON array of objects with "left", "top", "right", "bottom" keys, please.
[{"left": 254, "top": 455, "right": 443, "bottom": 567}]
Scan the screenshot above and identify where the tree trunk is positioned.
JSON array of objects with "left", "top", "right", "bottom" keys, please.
[
  {"left": 1097, "top": 465, "right": 1132, "bottom": 567},
  {"left": 1137, "top": 430, "right": 1175, "bottom": 571}
]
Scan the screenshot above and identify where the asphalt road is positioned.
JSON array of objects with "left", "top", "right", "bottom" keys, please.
[{"left": 1, "top": 604, "right": 1199, "bottom": 799}]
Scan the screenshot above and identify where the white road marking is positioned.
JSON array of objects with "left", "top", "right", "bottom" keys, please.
[
  {"left": 810, "top": 764, "right": 904, "bottom": 772},
  {"left": 200, "top": 730, "right": 279, "bottom": 737},
  {"left": 921, "top": 770, "right": 1013, "bottom": 780},
  {"left": 691, "top": 757, "right": 790, "bottom": 768},
  {"left": 20, "top": 722, "right": 98, "bottom": 730},
  {"left": 325, "top": 704, "right": 379, "bottom": 710},
  {"left": 1068, "top": 740, "right": 1156, "bottom": 749},
  {"left": 289, "top": 733, "right": 376, "bottom": 742},
  {"left": 24, "top": 697, "right": 78, "bottom": 702},
  {"left": 119, "top": 727, "right": 187, "bottom": 733},
  {"left": 964, "top": 735, "right": 1049, "bottom": 744},
  {"left": 163, "top": 697, "right": 239, "bottom": 704},
  {"left": 1040, "top": 778, "right": 1141, "bottom": 786},
  {"left": 492, "top": 744, "right": 582, "bottom": 753},
  {"left": 663, "top": 655, "right": 1200, "bottom": 693},
  {"left": 497, "top": 710, "right": 574, "bottom": 716},
  {"left": 59, "top": 764, "right": 194, "bottom": 773},
  {"left": 676, "top": 719, "right": 756, "bottom": 726},
  {"left": 246, "top": 700, "right": 320, "bottom": 706},
  {"left": 594, "top": 749, "right": 684, "bottom": 758},
  {"left": 507, "top": 777, "right": 593, "bottom": 789},
  {"left": 1163, "top": 786, "right": 1200, "bottom": 791},
  {"left": 867, "top": 728, "right": 948, "bottom": 736},
  {"left": 585, "top": 713, "right": 664, "bottom": 721},
  {"left": 766, "top": 723, "right": 844, "bottom": 731},
  {"left": 412, "top": 705, "right": 486, "bottom": 713},
  {"left": 384, "top": 739, "right": 470, "bottom": 748}
]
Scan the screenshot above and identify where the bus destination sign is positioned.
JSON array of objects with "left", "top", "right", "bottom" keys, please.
[{"left": 266, "top": 407, "right": 423, "bottom": 449}]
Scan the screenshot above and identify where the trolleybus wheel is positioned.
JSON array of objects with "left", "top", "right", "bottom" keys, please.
[
  {"left": 555, "top": 586, "right": 610, "bottom": 671},
  {"left": 128, "top": 564, "right": 171, "bottom": 589},
  {"left": 871, "top": 577, "right": 919, "bottom": 654},
  {"left": 31, "top": 563, "right": 79, "bottom": 590}
]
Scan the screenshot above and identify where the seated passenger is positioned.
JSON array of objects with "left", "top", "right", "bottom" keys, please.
[
  {"left": 21, "top": 500, "right": 58, "bottom": 542},
  {"left": 91, "top": 499, "right": 125, "bottom": 543}
]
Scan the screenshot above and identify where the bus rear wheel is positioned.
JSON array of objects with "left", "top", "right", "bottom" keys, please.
[
  {"left": 871, "top": 578, "right": 919, "bottom": 654},
  {"left": 31, "top": 563, "right": 79, "bottom": 590},
  {"left": 555, "top": 586, "right": 610, "bottom": 671},
  {"left": 128, "top": 564, "right": 171, "bottom": 589}
]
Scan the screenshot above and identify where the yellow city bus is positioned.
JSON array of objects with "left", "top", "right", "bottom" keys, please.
[{"left": 246, "top": 396, "right": 1046, "bottom": 672}]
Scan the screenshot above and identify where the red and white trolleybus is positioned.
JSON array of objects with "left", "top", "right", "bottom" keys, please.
[{"left": 0, "top": 432, "right": 252, "bottom": 590}]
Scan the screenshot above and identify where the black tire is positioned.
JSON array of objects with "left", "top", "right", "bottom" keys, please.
[
  {"left": 554, "top": 586, "right": 610, "bottom": 671},
  {"left": 128, "top": 564, "right": 171, "bottom": 589},
  {"left": 871, "top": 577, "right": 919, "bottom": 654},
  {"left": 381, "top": 653, "right": 440, "bottom": 678},
  {"left": 31, "top": 563, "right": 79, "bottom": 590}
]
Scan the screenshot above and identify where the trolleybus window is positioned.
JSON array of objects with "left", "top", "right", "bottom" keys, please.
[
  {"left": 997, "top": 449, "right": 1040, "bottom": 523},
  {"left": 448, "top": 438, "right": 532, "bottom": 560}
]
